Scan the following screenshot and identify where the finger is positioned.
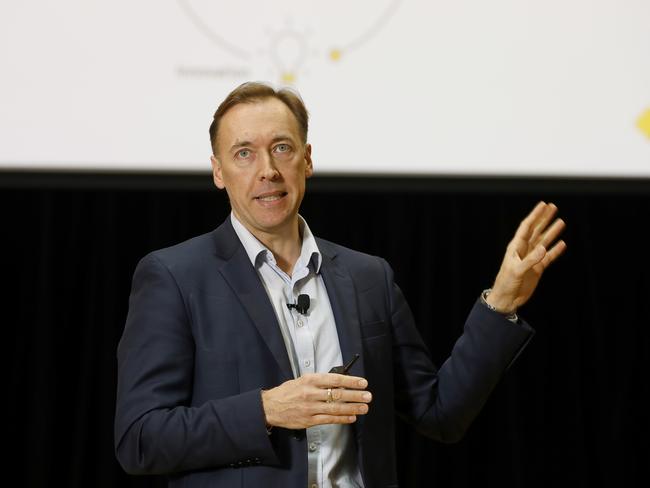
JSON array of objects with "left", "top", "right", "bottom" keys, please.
[
  {"left": 539, "top": 240, "right": 567, "bottom": 268},
  {"left": 305, "top": 399, "right": 367, "bottom": 419},
  {"left": 530, "top": 203, "right": 559, "bottom": 242},
  {"left": 307, "top": 373, "right": 368, "bottom": 390},
  {"left": 310, "top": 414, "right": 358, "bottom": 426},
  {"left": 329, "top": 388, "right": 372, "bottom": 403},
  {"left": 320, "top": 401, "right": 369, "bottom": 416},
  {"left": 514, "top": 201, "right": 548, "bottom": 241},
  {"left": 519, "top": 244, "right": 546, "bottom": 273},
  {"left": 539, "top": 218, "right": 566, "bottom": 249}
]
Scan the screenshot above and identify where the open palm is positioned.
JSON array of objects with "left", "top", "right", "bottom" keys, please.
[{"left": 488, "top": 202, "right": 567, "bottom": 313}]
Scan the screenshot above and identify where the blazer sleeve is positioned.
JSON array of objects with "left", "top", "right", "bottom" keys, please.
[
  {"left": 383, "top": 258, "right": 535, "bottom": 443},
  {"left": 114, "top": 253, "right": 278, "bottom": 475}
]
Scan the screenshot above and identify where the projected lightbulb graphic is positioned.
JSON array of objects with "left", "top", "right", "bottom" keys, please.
[
  {"left": 177, "top": 0, "right": 402, "bottom": 84},
  {"left": 270, "top": 27, "right": 309, "bottom": 85}
]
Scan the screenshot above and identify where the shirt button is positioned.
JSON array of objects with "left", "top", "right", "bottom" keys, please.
[
  {"left": 304, "top": 359, "right": 311, "bottom": 367},
  {"left": 309, "top": 442, "right": 318, "bottom": 452},
  {"left": 297, "top": 320, "right": 304, "bottom": 327}
]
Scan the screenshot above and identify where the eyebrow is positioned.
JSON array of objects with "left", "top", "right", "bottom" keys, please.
[
  {"left": 229, "top": 140, "right": 252, "bottom": 152},
  {"left": 228, "top": 135, "right": 296, "bottom": 153}
]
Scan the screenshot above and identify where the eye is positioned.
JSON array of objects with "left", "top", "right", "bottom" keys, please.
[
  {"left": 274, "top": 143, "right": 291, "bottom": 153},
  {"left": 236, "top": 149, "right": 251, "bottom": 159}
]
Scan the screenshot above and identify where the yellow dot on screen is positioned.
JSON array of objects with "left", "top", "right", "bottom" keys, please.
[
  {"left": 329, "top": 49, "right": 342, "bottom": 62},
  {"left": 637, "top": 108, "right": 650, "bottom": 139},
  {"left": 281, "top": 72, "right": 296, "bottom": 84}
]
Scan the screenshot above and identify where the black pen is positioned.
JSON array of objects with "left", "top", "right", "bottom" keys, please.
[{"left": 329, "top": 353, "right": 360, "bottom": 374}]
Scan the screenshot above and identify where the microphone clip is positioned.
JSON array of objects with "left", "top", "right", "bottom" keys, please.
[{"left": 287, "top": 294, "right": 310, "bottom": 315}]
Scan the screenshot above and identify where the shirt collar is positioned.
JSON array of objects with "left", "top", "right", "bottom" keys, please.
[{"left": 230, "top": 213, "right": 322, "bottom": 274}]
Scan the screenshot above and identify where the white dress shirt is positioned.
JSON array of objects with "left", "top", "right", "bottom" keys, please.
[{"left": 231, "top": 213, "right": 364, "bottom": 488}]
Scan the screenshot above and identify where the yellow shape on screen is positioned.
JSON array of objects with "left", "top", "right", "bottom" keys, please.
[
  {"left": 281, "top": 72, "right": 296, "bottom": 84},
  {"left": 637, "top": 108, "right": 650, "bottom": 139},
  {"left": 329, "top": 49, "right": 342, "bottom": 62}
]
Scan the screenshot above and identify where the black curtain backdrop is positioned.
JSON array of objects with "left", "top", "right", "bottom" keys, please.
[{"left": 4, "top": 174, "right": 649, "bottom": 487}]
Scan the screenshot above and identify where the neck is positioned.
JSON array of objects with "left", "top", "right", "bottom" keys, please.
[{"left": 243, "top": 218, "right": 303, "bottom": 275}]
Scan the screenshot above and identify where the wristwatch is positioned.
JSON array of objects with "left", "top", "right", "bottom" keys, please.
[{"left": 480, "top": 288, "right": 519, "bottom": 323}]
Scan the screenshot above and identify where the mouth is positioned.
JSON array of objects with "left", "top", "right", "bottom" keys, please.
[{"left": 254, "top": 191, "right": 287, "bottom": 202}]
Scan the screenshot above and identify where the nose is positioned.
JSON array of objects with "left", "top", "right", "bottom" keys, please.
[{"left": 258, "top": 151, "right": 280, "bottom": 181}]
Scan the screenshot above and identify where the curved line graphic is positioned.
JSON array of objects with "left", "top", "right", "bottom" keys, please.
[
  {"left": 178, "top": 0, "right": 402, "bottom": 59},
  {"left": 341, "top": 0, "right": 403, "bottom": 52},
  {"left": 177, "top": 0, "right": 251, "bottom": 59}
]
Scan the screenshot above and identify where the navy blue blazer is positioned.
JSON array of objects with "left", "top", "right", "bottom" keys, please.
[{"left": 115, "top": 218, "right": 534, "bottom": 487}]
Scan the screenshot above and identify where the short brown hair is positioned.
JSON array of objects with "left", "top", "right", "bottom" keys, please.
[{"left": 209, "top": 81, "right": 309, "bottom": 155}]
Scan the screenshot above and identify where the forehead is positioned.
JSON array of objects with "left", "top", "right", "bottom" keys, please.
[{"left": 217, "top": 98, "right": 301, "bottom": 147}]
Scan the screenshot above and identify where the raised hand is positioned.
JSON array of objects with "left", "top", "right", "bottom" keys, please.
[{"left": 486, "top": 201, "right": 567, "bottom": 314}]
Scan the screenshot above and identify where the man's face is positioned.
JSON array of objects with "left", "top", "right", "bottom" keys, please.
[{"left": 211, "top": 97, "right": 313, "bottom": 240}]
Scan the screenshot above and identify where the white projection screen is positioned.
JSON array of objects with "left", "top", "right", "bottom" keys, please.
[{"left": 1, "top": 0, "right": 649, "bottom": 177}]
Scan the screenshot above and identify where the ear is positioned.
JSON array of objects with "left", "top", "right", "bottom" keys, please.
[
  {"left": 304, "top": 144, "right": 314, "bottom": 178},
  {"left": 211, "top": 155, "right": 226, "bottom": 189}
]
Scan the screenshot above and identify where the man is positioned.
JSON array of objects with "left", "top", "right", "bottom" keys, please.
[{"left": 115, "top": 82, "right": 566, "bottom": 487}]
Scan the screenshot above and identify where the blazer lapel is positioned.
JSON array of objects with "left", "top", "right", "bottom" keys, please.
[
  {"left": 318, "top": 242, "right": 365, "bottom": 381},
  {"left": 318, "top": 242, "right": 367, "bottom": 436},
  {"left": 211, "top": 220, "right": 294, "bottom": 382},
  {"left": 209, "top": 221, "right": 367, "bottom": 389}
]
